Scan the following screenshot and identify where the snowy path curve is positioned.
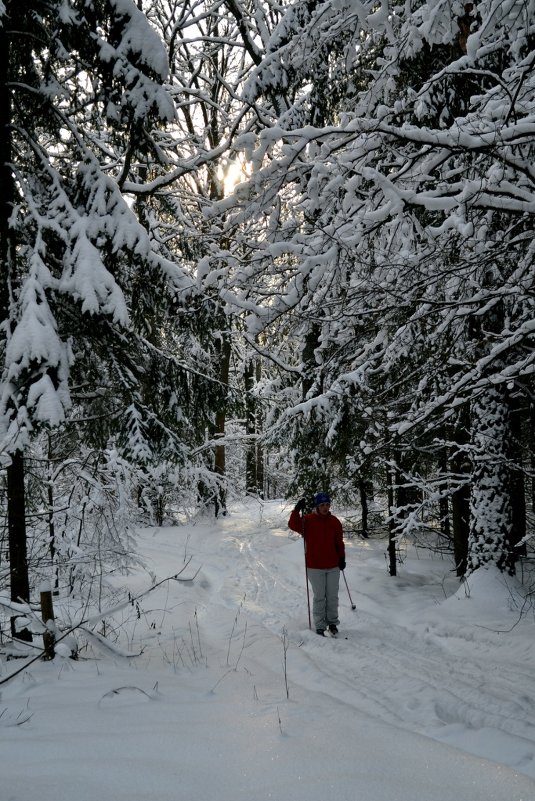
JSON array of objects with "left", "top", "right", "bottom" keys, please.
[
  {"left": 4, "top": 499, "right": 535, "bottom": 801},
  {"left": 208, "top": 502, "right": 535, "bottom": 781}
]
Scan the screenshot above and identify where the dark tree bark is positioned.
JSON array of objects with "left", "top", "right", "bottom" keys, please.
[
  {"left": 213, "top": 332, "right": 231, "bottom": 516},
  {"left": 254, "top": 358, "right": 265, "bottom": 498},
  {"left": 451, "top": 472, "right": 470, "bottom": 577},
  {"left": 1, "top": 8, "right": 31, "bottom": 641},
  {"left": 438, "top": 451, "right": 451, "bottom": 543},
  {"left": 531, "top": 400, "right": 535, "bottom": 518},
  {"left": 7, "top": 452, "right": 32, "bottom": 641},
  {"left": 508, "top": 393, "right": 527, "bottom": 560},
  {"left": 386, "top": 459, "right": 397, "bottom": 577},
  {"left": 244, "top": 356, "right": 264, "bottom": 497},
  {"left": 358, "top": 477, "right": 369, "bottom": 537},
  {"left": 244, "top": 359, "right": 257, "bottom": 494},
  {"left": 449, "top": 412, "right": 471, "bottom": 577}
]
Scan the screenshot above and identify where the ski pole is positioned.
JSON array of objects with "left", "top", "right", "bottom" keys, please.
[
  {"left": 301, "top": 510, "right": 312, "bottom": 629},
  {"left": 342, "top": 570, "right": 356, "bottom": 610}
]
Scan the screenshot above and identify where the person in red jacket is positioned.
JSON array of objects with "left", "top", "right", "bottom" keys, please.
[{"left": 288, "top": 492, "right": 346, "bottom": 636}]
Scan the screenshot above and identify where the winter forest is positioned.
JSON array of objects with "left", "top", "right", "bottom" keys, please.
[{"left": 1, "top": 0, "right": 535, "bottom": 670}]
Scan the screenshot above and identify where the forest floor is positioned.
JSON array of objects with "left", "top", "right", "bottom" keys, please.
[{"left": 2, "top": 499, "right": 535, "bottom": 801}]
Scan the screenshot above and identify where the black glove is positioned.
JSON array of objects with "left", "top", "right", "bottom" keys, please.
[
  {"left": 339, "top": 558, "right": 346, "bottom": 571},
  {"left": 294, "top": 497, "right": 307, "bottom": 513}
]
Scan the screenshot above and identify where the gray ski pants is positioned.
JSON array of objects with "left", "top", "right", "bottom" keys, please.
[{"left": 307, "top": 567, "right": 340, "bottom": 631}]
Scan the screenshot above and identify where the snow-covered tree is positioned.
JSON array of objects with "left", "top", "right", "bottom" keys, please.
[
  {"left": 0, "top": 0, "right": 201, "bottom": 635},
  {"left": 208, "top": 0, "right": 535, "bottom": 573},
  {"left": 134, "top": 0, "right": 291, "bottom": 511}
]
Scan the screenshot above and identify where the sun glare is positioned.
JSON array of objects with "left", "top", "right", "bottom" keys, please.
[{"left": 221, "top": 157, "right": 251, "bottom": 196}]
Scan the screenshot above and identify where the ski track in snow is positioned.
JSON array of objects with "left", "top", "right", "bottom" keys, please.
[
  {"left": 187, "top": 501, "right": 535, "bottom": 778},
  {"left": 3, "top": 500, "right": 535, "bottom": 801}
]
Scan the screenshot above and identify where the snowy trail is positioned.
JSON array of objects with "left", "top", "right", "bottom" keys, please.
[
  {"left": 3, "top": 499, "right": 535, "bottom": 801},
  {"left": 201, "top": 501, "right": 535, "bottom": 779}
]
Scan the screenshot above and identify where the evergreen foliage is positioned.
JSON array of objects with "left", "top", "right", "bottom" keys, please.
[
  {"left": 2, "top": 0, "right": 535, "bottom": 646},
  {"left": 208, "top": 0, "right": 535, "bottom": 572},
  {"left": 0, "top": 0, "right": 219, "bottom": 627}
]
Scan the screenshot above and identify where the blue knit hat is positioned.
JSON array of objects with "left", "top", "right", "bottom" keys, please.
[{"left": 314, "top": 492, "right": 331, "bottom": 506}]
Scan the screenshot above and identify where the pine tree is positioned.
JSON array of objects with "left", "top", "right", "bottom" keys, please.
[
  {"left": 210, "top": 0, "right": 535, "bottom": 573},
  {"left": 0, "top": 0, "right": 196, "bottom": 631},
  {"left": 140, "top": 0, "right": 286, "bottom": 512}
]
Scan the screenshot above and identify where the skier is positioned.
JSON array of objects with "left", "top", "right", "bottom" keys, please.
[{"left": 288, "top": 492, "right": 346, "bottom": 636}]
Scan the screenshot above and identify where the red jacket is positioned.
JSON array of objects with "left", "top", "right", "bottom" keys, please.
[{"left": 288, "top": 508, "right": 345, "bottom": 569}]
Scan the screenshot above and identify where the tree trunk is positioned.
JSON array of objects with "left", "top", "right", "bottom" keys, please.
[
  {"left": 438, "top": 450, "right": 451, "bottom": 543},
  {"left": 292, "top": 324, "right": 323, "bottom": 495},
  {"left": 531, "top": 400, "right": 535, "bottom": 519},
  {"left": 254, "top": 357, "right": 264, "bottom": 498},
  {"left": 7, "top": 451, "right": 32, "bottom": 641},
  {"left": 301, "top": 325, "right": 321, "bottom": 400},
  {"left": 358, "top": 477, "right": 369, "bottom": 538},
  {"left": 386, "top": 459, "right": 397, "bottom": 577},
  {"left": 451, "top": 475, "right": 470, "bottom": 577},
  {"left": 449, "top": 417, "right": 471, "bottom": 577},
  {"left": 1, "top": 7, "right": 31, "bottom": 640},
  {"left": 508, "top": 393, "right": 527, "bottom": 559},
  {"left": 244, "top": 356, "right": 265, "bottom": 498},
  {"left": 40, "top": 585, "right": 55, "bottom": 660},
  {"left": 46, "top": 435, "right": 61, "bottom": 594},
  {"left": 467, "top": 386, "right": 514, "bottom": 574},
  {"left": 213, "top": 331, "right": 231, "bottom": 516},
  {"left": 244, "top": 358, "right": 257, "bottom": 494}
]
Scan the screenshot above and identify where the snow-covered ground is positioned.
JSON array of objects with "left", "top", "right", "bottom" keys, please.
[{"left": 2, "top": 499, "right": 535, "bottom": 801}]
